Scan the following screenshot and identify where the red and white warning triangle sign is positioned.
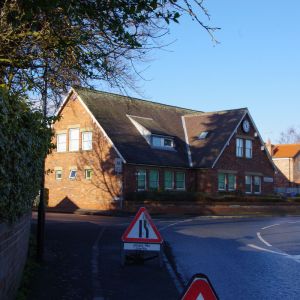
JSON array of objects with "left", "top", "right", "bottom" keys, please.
[
  {"left": 181, "top": 274, "right": 219, "bottom": 300},
  {"left": 122, "top": 207, "right": 163, "bottom": 243}
]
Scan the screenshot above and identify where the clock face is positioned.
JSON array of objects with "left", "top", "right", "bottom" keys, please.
[{"left": 242, "top": 120, "right": 250, "bottom": 133}]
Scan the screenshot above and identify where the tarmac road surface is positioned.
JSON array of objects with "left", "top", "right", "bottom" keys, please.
[{"left": 159, "top": 216, "right": 300, "bottom": 300}]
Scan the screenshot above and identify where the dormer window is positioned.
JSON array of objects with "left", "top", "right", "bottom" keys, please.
[
  {"left": 151, "top": 135, "right": 174, "bottom": 149},
  {"left": 198, "top": 131, "right": 209, "bottom": 140}
]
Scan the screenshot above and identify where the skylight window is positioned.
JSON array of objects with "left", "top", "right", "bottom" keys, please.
[{"left": 198, "top": 131, "right": 209, "bottom": 140}]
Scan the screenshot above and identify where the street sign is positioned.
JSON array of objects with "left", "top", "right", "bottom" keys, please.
[
  {"left": 121, "top": 207, "right": 163, "bottom": 266},
  {"left": 122, "top": 207, "right": 163, "bottom": 244},
  {"left": 181, "top": 274, "right": 219, "bottom": 300}
]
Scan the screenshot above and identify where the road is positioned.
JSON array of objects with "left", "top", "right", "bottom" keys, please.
[
  {"left": 30, "top": 212, "right": 179, "bottom": 300},
  {"left": 159, "top": 216, "right": 300, "bottom": 299},
  {"left": 30, "top": 213, "right": 300, "bottom": 299}
]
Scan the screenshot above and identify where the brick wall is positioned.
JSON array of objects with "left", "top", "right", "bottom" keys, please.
[
  {"left": 45, "top": 92, "right": 122, "bottom": 210},
  {"left": 0, "top": 214, "right": 31, "bottom": 300},
  {"left": 213, "top": 117, "right": 275, "bottom": 194}
]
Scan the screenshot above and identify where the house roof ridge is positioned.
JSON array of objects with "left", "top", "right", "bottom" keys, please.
[
  {"left": 73, "top": 86, "right": 201, "bottom": 113},
  {"left": 183, "top": 107, "right": 247, "bottom": 118}
]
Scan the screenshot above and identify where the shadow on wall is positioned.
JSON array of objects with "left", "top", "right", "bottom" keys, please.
[
  {"left": 54, "top": 197, "right": 79, "bottom": 212},
  {"left": 77, "top": 123, "right": 122, "bottom": 203}
]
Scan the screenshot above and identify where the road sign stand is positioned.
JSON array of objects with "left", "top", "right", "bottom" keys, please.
[{"left": 121, "top": 207, "right": 164, "bottom": 267}]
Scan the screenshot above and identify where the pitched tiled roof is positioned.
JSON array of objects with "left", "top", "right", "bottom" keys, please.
[
  {"left": 74, "top": 87, "right": 246, "bottom": 168},
  {"left": 75, "top": 87, "right": 197, "bottom": 167},
  {"left": 184, "top": 109, "right": 247, "bottom": 167},
  {"left": 272, "top": 144, "right": 300, "bottom": 158}
]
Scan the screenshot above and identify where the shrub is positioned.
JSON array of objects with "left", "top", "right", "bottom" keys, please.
[{"left": 0, "top": 89, "right": 54, "bottom": 222}]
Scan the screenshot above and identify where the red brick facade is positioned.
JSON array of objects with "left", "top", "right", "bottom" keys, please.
[
  {"left": 45, "top": 92, "right": 122, "bottom": 210},
  {"left": 45, "top": 91, "right": 275, "bottom": 210}
]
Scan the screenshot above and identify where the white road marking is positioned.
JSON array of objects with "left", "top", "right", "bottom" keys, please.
[
  {"left": 288, "top": 221, "right": 300, "bottom": 224},
  {"left": 261, "top": 223, "right": 280, "bottom": 230},
  {"left": 257, "top": 232, "right": 272, "bottom": 247},
  {"left": 248, "top": 244, "right": 287, "bottom": 255},
  {"left": 159, "top": 219, "right": 193, "bottom": 231},
  {"left": 248, "top": 244, "right": 300, "bottom": 264},
  {"left": 92, "top": 227, "right": 106, "bottom": 300}
]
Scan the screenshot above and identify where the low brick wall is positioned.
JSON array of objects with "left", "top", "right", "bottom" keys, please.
[
  {"left": 124, "top": 201, "right": 300, "bottom": 216},
  {"left": 0, "top": 214, "right": 31, "bottom": 300}
]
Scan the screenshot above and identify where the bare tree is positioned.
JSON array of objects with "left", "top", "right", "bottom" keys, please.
[{"left": 278, "top": 126, "right": 300, "bottom": 144}]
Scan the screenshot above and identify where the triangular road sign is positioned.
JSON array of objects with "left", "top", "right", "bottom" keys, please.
[
  {"left": 181, "top": 274, "right": 219, "bottom": 300},
  {"left": 122, "top": 207, "right": 163, "bottom": 243}
]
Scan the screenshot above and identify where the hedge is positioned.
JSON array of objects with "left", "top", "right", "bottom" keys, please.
[
  {"left": 0, "top": 89, "right": 53, "bottom": 222},
  {"left": 125, "top": 191, "right": 283, "bottom": 203}
]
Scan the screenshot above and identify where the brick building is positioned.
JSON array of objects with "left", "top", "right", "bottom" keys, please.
[
  {"left": 266, "top": 142, "right": 300, "bottom": 187},
  {"left": 45, "top": 87, "right": 276, "bottom": 210}
]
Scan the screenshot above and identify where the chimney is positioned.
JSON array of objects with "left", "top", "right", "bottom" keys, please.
[{"left": 265, "top": 138, "right": 274, "bottom": 156}]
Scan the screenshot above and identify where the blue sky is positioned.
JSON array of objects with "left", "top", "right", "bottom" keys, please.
[{"left": 98, "top": 1, "right": 300, "bottom": 143}]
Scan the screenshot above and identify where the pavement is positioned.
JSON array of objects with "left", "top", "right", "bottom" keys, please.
[{"left": 29, "top": 213, "right": 180, "bottom": 300}]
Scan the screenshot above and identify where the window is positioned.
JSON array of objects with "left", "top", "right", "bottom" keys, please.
[
  {"left": 137, "top": 170, "right": 146, "bottom": 191},
  {"left": 57, "top": 133, "right": 66, "bottom": 152},
  {"left": 69, "top": 169, "right": 77, "bottom": 180},
  {"left": 236, "top": 138, "right": 243, "bottom": 157},
  {"left": 218, "top": 173, "right": 236, "bottom": 191},
  {"left": 164, "top": 171, "right": 174, "bottom": 190},
  {"left": 198, "top": 131, "right": 209, "bottom": 140},
  {"left": 82, "top": 131, "right": 93, "bottom": 150},
  {"left": 164, "top": 138, "right": 173, "bottom": 147},
  {"left": 151, "top": 135, "right": 174, "bottom": 149},
  {"left": 55, "top": 170, "right": 62, "bottom": 180},
  {"left": 218, "top": 173, "right": 226, "bottom": 191},
  {"left": 228, "top": 174, "right": 236, "bottom": 191},
  {"left": 254, "top": 176, "right": 261, "bottom": 194},
  {"left": 176, "top": 172, "right": 185, "bottom": 190},
  {"left": 245, "top": 175, "right": 252, "bottom": 193},
  {"left": 245, "top": 139, "right": 252, "bottom": 158},
  {"left": 85, "top": 169, "right": 93, "bottom": 180},
  {"left": 149, "top": 170, "right": 159, "bottom": 190},
  {"left": 152, "top": 136, "right": 162, "bottom": 147},
  {"left": 69, "top": 128, "right": 80, "bottom": 151}
]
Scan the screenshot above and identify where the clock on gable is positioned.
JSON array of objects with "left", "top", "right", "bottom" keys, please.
[{"left": 242, "top": 119, "right": 250, "bottom": 133}]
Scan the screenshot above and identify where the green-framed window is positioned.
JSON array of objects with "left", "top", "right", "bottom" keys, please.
[
  {"left": 164, "top": 171, "right": 174, "bottom": 190},
  {"left": 149, "top": 170, "right": 159, "bottom": 190},
  {"left": 175, "top": 172, "right": 185, "bottom": 190}
]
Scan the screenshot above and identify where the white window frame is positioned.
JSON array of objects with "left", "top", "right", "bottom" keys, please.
[
  {"left": 85, "top": 169, "right": 93, "bottom": 180},
  {"left": 82, "top": 131, "right": 93, "bottom": 151},
  {"left": 56, "top": 133, "right": 67, "bottom": 152},
  {"left": 236, "top": 138, "right": 244, "bottom": 157},
  {"left": 175, "top": 172, "right": 185, "bottom": 190},
  {"left": 245, "top": 175, "right": 252, "bottom": 194},
  {"left": 69, "top": 128, "right": 80, "bottom": 151},
  {"left": 137, "top": 170, "right": 146, "bottom": 191},
  {"left": 245, "top": 139, "right": 253, "bottom": 159},
  {"left": 254, "top": 176, "right": 261, "bottom": 194},
  {"left": 55, "top": 170, "right": 62, "bottom": 180},
  {"left": 151, "top": 135, "right": 174, "bottom": 149},
  {"left": 69, "top": 169, "right": 77, "bottom": 180}
]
